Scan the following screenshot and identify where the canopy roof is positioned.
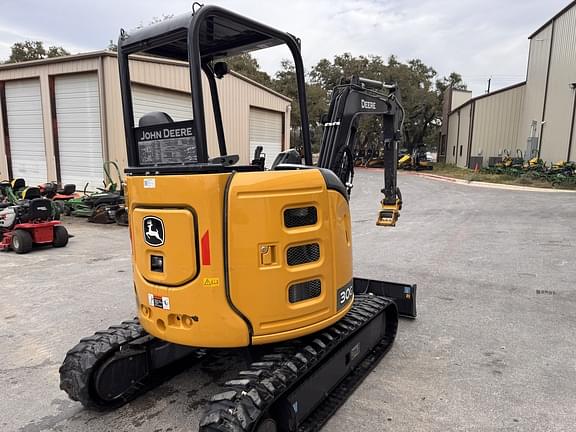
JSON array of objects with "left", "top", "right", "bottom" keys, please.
[{"left": 118, "top": 5, "right": 288, "bottom": 61}]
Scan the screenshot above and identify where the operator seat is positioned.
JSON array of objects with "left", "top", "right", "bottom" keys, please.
[
  {"left": 139, "top": 111, "right": 174, "bottom": 127},
  {"left": 11, "top": 178, "right": 25, "bottom": 189},
  {"left": 271, "top": 149, "right": 302, "bottom": 169},
  {"left": 21, "top": 187, "right": 42, "bottom": 200}
]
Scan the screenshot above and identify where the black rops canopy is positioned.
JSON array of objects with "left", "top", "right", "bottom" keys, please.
[{"left": 118, "top": 5, "right": 312, "bottom": 168}]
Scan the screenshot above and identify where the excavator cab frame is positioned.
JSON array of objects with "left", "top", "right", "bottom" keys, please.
[{"left": 117, "top": 4, "right": 313, "bottom": 173}]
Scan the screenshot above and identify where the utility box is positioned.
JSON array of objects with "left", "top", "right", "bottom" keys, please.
[
  {"left": 488, "top": 157, "right": 501, "bottom": 167},
  {"left": 526, "top": 137, "right": 539, "bottom": 159},
  {"left": 469, "top": 156, "right": 484, "bottom": 169}
]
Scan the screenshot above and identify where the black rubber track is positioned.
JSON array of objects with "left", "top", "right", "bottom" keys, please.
[
  {"left": 59, "top": 319, "right": 146, "bottom": 410},
  {"left": 60, "top": 319, "right": 208, "bottom": 411},
  {"left": 199, "top": 294, "right": 398, "bottom": 432}
]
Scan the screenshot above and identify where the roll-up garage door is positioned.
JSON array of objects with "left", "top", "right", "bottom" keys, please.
[
  {"left": 249, "top": 108, "right": 283, "bottom": 169},
  {"left": 132, "top": 85, "right": 193, "bottom": 126},
  {"left": 5, "top": 79, "right": 47, "bottom": 185},
  {"left": 55, "top": 73, "right": 103, "bottom": 190}
]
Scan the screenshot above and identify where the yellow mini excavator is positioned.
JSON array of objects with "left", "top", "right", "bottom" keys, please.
[{"left": 59, "top": 5, "right": 416, "bottom": 431}]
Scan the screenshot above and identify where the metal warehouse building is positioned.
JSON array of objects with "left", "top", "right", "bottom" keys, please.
[
  {"left": 441, "top": 1, "right": 576, "bottom": 167},
  {"left": 0, "top": 51, "right": 291, "bottom": 187}
]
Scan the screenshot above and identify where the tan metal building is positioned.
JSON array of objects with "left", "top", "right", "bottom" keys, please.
[
  {"left": 0, "top": 51, "right": 291, "bottom": 187},
  {"left": 519, "top": 1, "right": 576, "bottom": 163},
  {"left": 438, "top": 89, "right": 472, "bottom": 162},
  {"left": 442, "top": 1, "right": 576, "bottom": 167},
  {"left": 444, "top": 83, "right": 526, "bottom": 168}
]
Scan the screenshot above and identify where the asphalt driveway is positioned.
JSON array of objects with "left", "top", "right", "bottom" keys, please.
[{"left": 1, "top": 169, "right": 575, "bottom": 432}]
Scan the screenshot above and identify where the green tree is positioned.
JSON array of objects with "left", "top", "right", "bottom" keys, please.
[
  {"left": 270, "top": 59, "right": 328, "bottom": 152},
  {"left": 225, "top": 53, "right": 272, "bottom": 86},
  {"left": 310, "top": 53, "right": 467, "bottom": 152},
  {"left": 5, "top": 40, "right": 69, "bottom": 63},
  {"left": 436, "top": 72, "right": 468, "bottom": 94}
]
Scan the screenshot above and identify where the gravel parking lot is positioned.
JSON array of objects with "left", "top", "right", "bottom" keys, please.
[{"left": 1, "top": 169, "right": 575, "bottom": 432}]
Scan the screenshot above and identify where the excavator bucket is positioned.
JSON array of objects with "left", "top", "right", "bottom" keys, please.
[
  {"left": 353, "top": 277, "right": 417, "bottom": 318},
  {"left": 377, "top": 202, "right": 401, "bottom": 226}
]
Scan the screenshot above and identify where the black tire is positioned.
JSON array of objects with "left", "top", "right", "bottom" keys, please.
[
  {"left": 53, "top": 225, "right": 69, "bottom": 248},
  {"left": 11, "top": 229, "right": 33, "bottom": 254},
  {"left": 89, "top": 204, "right": 115, "bottom": 224},
  {"left": 115, "top": 208, "right": 129, "bottom": 226}
]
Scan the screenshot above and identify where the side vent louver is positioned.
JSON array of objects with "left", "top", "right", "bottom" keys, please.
[
  {"left": 287, "top": 243, "right": 320, "bottom": 266},
  {"left": 289, "top": 279, "right": 321, "bottom": 303},
  {"left": 284, "top": 206, "right": 317, "bottom": 228}
]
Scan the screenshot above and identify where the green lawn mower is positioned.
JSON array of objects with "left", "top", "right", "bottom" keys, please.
[{"left": 63, "top": 161, "right": 127, "bottom": 225}]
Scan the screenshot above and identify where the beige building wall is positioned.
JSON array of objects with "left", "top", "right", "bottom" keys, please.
[
  {"left": 517, "top": 24, "right": 553, "bottom": 153},
  {"left": 0, "top": 91, "right": 6, "bottom": 178},
  {"left": 446, "top": 83, "right": 525, "bottom": 167},
  {"left": 455, "top": 104, "right": 471, "bottom": 168},
  {"left": 0, "top": 52, "right": 291, "bottom": 181},
  {"left": 471, "top": 84, "right": 525, "bottom": 162},
  {"left": 446, "top": 111, "right": 460, "bottom": 164},
  {"left": 540, "top": 4, "right": 576, "bottom": 162},
  {"left": 451, "top": 90, "right": 472, "bottom": 111},
  {"left": 572, "top": 111, "right": 576, "bottom": 161},
  {"left": 446, "top": 104, "right": 472, "bottom": 167},
  {"left": 440, "top": 88, "right": 473, "bottom": 162},
  {"left": 0, "top": 57, "right": 101, "bottom": 180}
]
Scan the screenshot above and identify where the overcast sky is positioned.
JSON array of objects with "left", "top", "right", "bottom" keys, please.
[{"left": 0, "top": 0, "right": 569, "bottom": 95}]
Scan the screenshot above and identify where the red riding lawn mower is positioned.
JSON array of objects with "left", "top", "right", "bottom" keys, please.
[{"left": 0, "top": 184, "right": 69, "bottom": 254}]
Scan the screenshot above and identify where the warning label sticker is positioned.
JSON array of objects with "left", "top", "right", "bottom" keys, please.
[
  {"left": 202, "top": 277, "right": 220, "bottom": 288},
  {"left": 148, "top": 293, "right": 170, "bottom": 310}
]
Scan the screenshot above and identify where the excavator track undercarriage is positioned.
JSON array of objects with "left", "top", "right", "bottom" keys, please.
[{"left": 60, "top": 279, "right": 416, "bottom": 430}]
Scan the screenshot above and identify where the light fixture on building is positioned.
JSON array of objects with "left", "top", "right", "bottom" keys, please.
[{"left": 570, "top": 82, "right": 576, "bottom": 90}]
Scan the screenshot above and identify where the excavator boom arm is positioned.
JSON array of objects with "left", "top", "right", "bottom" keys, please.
[{"left": 317, "top": 76, "right": 404, "bottom": 226}]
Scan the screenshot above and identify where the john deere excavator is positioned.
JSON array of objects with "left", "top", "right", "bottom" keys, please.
[{"left": 59, "top": 5, "right": 416, "bottom": 431}]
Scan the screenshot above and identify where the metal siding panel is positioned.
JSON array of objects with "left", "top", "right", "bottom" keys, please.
[
  {"left": 249, "top": 107, "right": 283, "bottom": 168},
  {"left": 55, "top": 73, "right": 103, "bottom": 188},
  {"left": 451, "top": 90, "right": 472, "bottom": 110},
  {"left": 102, "top": 56, "right": 126, "bottom": 171},
  {"left": 471, "top": 85, "right": 525, "bottom": 165},
  {"left": 5, "top": 79, "right": 47, "bottom": 184},
  {"left": 132, "top": 85, "right": 194, "bottom": 124},
  {"left": 456, "top": 105, "right": 471, "bottom": 167},
  {"left": 571, "top": 115, "right": 576, "bottom": 161},
  {"left": 517, "top": 25, "right": 553, "bottom": 151},
  {"left": 0, "top": 93, "right": 6, "bottom": 178},
  {"left": 446, "top": 112, "right": 459, "bottom": 164},
  {"left": 571, "top": 92, "right": 576, "bottom": 161},
  {"left": 129, "top": 59, "right": 190, "bottom": 93},
  {"left": 0, "top": 58, "right": 99, "bottom": 82},
  {"left": 216, "top": 74, "right": 289, "bottom": 164},
  {"left": 541, "top": 5, "right": 576, "bottom": 162}
]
